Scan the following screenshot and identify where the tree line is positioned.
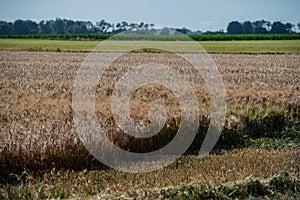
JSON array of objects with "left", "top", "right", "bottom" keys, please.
[
  {"left": 0, "top": 18, "right": 299, "bottom": 35},
  {"left": 226, "top": 20, "right": 298, "bottom": 34},
  {"left": 0, "top": 18, "right": 155, "bottom": 35}
]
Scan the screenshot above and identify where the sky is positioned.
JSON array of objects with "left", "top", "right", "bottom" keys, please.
[{"left": 0, "top": 0, "right": 299, "bottom": 31}]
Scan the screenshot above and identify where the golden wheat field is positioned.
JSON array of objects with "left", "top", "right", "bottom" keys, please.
[{"left": 0, "top": 51, "right": 299, "bottom": 199}]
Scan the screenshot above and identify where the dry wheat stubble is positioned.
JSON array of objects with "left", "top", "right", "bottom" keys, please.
[{"left": 0, "top": 51, "right": 299, "bottom": 172}]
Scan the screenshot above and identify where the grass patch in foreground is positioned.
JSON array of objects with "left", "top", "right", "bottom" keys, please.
[
  {"left": 0, "top": 149, "right": 299, "bottom": 199},
  {"left": 0, "top": 39, "right": 300, "bottom": 53},
  {"left": 157, "top": 171, "right": 300, "bottom": 200}
]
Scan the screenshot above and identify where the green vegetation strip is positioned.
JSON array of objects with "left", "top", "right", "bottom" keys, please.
[
  {"left": 1, "top": 33, "right": 300, "bottom": 41},
  {"left": 0, "top": 39, "right": 300, "bottom": 53},
  {"left": 201, "top": 40, "right": 300, "bottom": 54},
  {"left": 0, "top": 39, "right": 100, "bottom": 52}
]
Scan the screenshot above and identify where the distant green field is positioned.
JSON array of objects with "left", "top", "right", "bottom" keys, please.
[
  {"left": 201, "top": 40, "right": 300, "bottom": 54},
  {"left": 0, "top": 39, "right": 100, "bottom": 52},
  {"left": 0, "top": 39, "right": 299, "bottom": 53}
]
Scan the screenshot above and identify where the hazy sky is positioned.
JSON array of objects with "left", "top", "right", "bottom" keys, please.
[{"left": 1, "top": 0, "right": 299, "bottom": 31}]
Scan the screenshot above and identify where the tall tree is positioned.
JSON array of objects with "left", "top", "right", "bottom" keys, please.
[
  {"left": 227, "top": 21, "right": 243, "bottom": 34},
  {"left": 0, "top": 21, "right": 13, "bottom": 35},
  {"left": 285, "top": 23, "right": 294, "bottom": 34},
  {"left": 38, "top": 20, "right": 54, "bottom": 34},
  {"left": 270, "top": 21, "right": 287, "bottom": 34},
  {"left": 27, "top": 20, "right": 38, "bottom": 34},
  {"left": 242, "top": 21, "right": 253, "bottom": 34},
  {"left": 121, "top": 21, "right": 129, "bottom": 31},
  {"left": 52, "top": 18, "right": 65, "bottom": 34},
  {"left": 144, "top": 23, "right": 149, "bottom": 30},
  {"left": 64, "top": 19, "right": 75, "bottom": 33},
  {"left": 129, "top": 23, "right": 138, "bottom": 30},
  {"left": 96, "top": 19, "right": 112, "bottom": 33},
  {"left": 13, "top": 20, "right": 38, "bottom": 34},
  {"left": 252, "top": 20, "right": 270, "bottom": 34},
  {"left": 138, "top": 22, "right": 144, "bottom": 29},
  {"left": 13, "top": 20, "right": 25, "bottom": 34}
]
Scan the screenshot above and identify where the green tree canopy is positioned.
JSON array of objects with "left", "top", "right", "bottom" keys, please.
[
  {"left": 227, "top": 21, "right": 243, "bottom": 34},
  {"left": 252, "top": 20, "right": 270, "bottom": 34},
  {"left": 0, "top": 21, "right": 13, "bottom": 35},
  {"left": 13, "top": 19, "right": 38, "bottom": 34},
  {"left": 242, "top": 21, "right": 253, "bottom": 34},
  {"left": 270, "top": 21, "right": 294, "bottom": 34}
]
